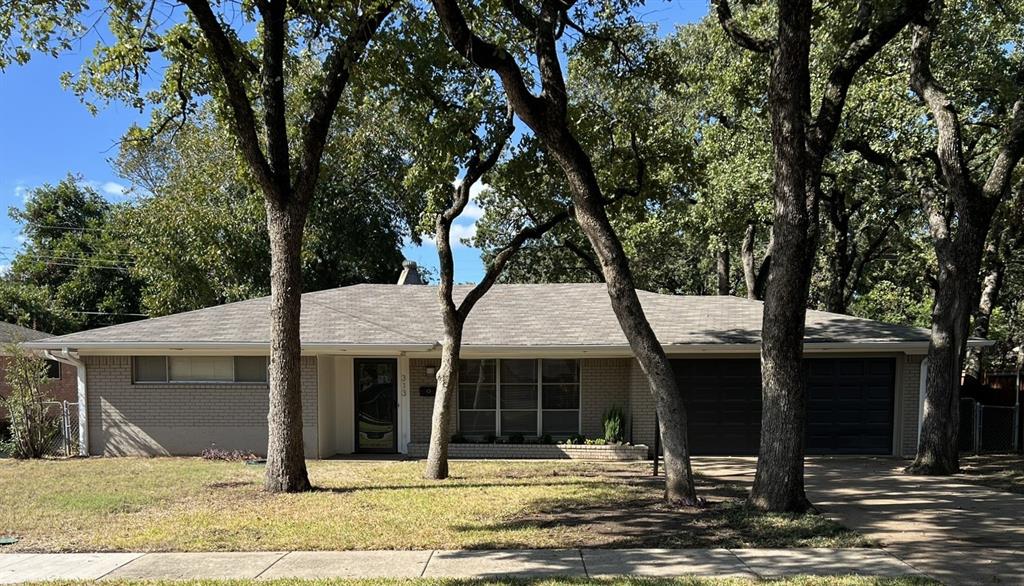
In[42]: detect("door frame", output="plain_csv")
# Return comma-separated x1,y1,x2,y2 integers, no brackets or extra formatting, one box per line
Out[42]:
353,357,399,454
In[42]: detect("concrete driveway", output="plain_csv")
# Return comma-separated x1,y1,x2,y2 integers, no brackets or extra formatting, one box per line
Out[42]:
694,456,1024,585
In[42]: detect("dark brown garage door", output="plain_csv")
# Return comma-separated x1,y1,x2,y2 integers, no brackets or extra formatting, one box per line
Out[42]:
672,357,895,455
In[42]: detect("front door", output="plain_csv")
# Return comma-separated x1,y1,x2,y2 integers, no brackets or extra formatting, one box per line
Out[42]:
354,358,398,453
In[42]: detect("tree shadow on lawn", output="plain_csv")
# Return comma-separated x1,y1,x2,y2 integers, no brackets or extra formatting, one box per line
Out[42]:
457,473,870,550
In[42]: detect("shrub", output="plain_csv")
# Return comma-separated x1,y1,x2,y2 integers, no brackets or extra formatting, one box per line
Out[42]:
484,433,497,444
0,343,60,459
508,433,525,444
201,448,259,461
540,434,554,445
450,433,467,444
603,405,625,444
563,433,586,445
585,438,607,445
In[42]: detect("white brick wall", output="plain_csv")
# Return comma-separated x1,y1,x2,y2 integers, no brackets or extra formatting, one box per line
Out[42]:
84,355,318,457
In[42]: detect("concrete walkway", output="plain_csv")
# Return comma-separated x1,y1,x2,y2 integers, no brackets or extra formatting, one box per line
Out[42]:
696,456,1024,585
0,548,923,583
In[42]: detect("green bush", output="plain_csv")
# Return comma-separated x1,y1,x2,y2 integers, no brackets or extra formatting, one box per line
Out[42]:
508,433,525,444
0,343,60,459
563,433,586,445
603,405,625,444
585,437,607,445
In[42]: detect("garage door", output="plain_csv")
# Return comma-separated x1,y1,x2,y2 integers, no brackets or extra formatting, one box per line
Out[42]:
672,357,895,455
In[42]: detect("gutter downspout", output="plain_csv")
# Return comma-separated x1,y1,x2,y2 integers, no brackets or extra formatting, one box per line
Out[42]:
42,348,87,457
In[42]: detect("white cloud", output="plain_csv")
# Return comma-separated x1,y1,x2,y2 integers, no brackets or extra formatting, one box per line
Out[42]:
13,183,30,204
449,221,478,244
100,181,129,198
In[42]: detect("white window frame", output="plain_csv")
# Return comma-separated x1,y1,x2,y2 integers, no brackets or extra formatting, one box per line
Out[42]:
132,356,268,385
456,358,581,437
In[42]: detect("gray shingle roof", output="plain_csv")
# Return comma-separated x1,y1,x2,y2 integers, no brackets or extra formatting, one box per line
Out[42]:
0,321,51,344
28,283,932,350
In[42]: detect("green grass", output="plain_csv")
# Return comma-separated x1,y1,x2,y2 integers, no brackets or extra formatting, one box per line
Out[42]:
21,579,940,586
0,458,867,552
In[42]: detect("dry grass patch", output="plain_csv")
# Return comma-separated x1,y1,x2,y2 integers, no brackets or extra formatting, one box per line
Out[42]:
0,458,865,552
958,454,1024,494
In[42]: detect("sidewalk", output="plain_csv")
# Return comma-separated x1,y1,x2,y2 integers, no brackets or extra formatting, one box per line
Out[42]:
0,548,925,583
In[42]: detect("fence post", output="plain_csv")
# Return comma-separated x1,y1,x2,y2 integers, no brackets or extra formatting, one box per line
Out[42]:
652,413,660,477
62,401,72,457
975,401,982,455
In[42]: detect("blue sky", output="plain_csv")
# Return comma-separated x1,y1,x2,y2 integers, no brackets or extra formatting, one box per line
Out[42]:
0,0,707,283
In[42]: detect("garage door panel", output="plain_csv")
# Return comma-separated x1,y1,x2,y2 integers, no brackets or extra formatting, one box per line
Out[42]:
673,357,895,456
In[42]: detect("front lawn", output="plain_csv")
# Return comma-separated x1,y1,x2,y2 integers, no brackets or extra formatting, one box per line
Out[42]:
0,458,868,552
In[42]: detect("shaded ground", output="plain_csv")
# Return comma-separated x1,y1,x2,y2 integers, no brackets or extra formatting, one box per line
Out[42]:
0,458,862,552
694,456,1024,585
21,578,939,586
957,453,1024,494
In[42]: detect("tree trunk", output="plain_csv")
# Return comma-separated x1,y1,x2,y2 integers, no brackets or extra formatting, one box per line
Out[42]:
964,232,1004,379
909,220,989,475
263,202,312,493
742,222,759,300
717,239,731,295
425,325,462,480
741,221,770,301
748,0,813,513
550,134,698,506
825,192,852,314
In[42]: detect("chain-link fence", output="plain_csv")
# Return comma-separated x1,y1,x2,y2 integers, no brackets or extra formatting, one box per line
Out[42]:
40,401,79,457
961,398,1020,454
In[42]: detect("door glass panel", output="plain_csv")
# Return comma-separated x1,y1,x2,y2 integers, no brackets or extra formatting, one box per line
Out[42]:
356,360,396,452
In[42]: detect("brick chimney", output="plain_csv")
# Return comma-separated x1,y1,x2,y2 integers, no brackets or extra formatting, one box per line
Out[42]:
397,260,425,285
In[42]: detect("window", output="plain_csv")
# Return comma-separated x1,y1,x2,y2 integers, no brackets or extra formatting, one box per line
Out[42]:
169,356,233,382
134,356,168,382
133,356,268,384
44,359,61,380
541,359,580,435
458,359,496,434
234,356,269,383
457,358,580,437
500,360,538,434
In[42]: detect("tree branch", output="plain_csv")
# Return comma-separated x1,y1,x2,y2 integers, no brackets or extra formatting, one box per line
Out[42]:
430,0,549,127
808,0,926,161
181,0,273,195
293,1,396,205
909,2,974,197
714,0,774,54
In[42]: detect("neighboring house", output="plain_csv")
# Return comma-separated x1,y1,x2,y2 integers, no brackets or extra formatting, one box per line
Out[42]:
26,268,981,459
0,322,78,426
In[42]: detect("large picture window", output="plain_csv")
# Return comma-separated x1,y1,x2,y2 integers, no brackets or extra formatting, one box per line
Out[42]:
133,356,268,384
457,358,580,437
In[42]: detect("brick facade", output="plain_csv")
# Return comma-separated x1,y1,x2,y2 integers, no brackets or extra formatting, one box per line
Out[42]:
409,358,440,443
579,358,631,439
83,355,318,457
75,351,926,459
899,354,925,457
0,355,78,421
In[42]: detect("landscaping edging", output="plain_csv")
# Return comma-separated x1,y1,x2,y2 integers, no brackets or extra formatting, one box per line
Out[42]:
406,442,650,461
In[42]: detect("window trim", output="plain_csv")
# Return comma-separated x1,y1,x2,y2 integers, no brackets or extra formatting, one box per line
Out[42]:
132,356,269,385
457,358,581,438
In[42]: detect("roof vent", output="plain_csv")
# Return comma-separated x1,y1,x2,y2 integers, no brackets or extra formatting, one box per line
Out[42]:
397,260,425,285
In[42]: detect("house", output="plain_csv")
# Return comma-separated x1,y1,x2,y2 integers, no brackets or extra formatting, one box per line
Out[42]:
25,271,974,459
1,321,79,434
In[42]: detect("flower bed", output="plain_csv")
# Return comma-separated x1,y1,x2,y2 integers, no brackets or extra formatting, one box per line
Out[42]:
406,442,649,461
